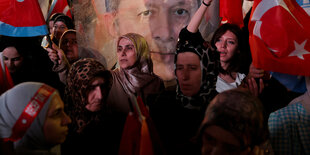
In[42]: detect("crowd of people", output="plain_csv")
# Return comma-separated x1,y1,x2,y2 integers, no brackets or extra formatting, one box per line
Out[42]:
0,0,309,154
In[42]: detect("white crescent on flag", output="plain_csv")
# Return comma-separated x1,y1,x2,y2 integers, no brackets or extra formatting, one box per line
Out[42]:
251,0,310,56
249,0,310,76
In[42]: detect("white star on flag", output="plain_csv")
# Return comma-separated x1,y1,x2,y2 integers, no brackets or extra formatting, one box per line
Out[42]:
289,40,310,60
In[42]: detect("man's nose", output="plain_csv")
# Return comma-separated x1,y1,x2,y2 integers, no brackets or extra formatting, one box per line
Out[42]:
152,12,174,43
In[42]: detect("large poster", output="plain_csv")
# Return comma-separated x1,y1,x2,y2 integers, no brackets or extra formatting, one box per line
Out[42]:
72,0,220,83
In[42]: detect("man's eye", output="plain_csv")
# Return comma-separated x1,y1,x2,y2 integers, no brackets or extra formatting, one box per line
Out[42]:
138,10,152,17
175,9,188,16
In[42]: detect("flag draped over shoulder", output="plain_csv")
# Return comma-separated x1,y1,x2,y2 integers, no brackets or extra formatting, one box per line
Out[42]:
0,0,48,37
220,0,244,27
249,0,310,76
48,0,72,19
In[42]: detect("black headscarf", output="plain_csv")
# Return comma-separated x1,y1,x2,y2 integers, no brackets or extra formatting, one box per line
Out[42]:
175,27,220,110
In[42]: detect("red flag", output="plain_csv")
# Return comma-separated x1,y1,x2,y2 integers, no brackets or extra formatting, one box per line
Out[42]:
0,0,48,37
220,0,244,27
0,59,14,95
118,96,154,155
48,0,72,19
249,0,310,76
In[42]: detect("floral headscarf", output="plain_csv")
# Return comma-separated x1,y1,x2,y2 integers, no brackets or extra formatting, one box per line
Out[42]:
115,33,159,95
65,58,111,133
175,28,220,110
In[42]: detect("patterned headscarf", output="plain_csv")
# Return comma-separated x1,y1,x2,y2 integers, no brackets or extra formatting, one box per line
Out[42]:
175,28,220,110
115,33,159,95
201,89,267,149
65,58,111,133
0,82,57,150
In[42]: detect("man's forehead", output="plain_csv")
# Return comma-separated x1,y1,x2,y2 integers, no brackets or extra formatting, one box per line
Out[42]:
144,0,199,7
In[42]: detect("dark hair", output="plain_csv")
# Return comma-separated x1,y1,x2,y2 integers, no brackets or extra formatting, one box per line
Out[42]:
48,12,65,22
54,15,75,29
198,89,269,150
0,37,27,57
211,23,247,76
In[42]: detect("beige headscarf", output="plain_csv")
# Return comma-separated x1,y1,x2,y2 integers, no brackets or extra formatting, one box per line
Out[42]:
114,33,160,95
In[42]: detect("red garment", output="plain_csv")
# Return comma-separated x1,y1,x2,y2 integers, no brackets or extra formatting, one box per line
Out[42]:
0,0,48,37
249,0,310,76
118,96,155,155
48,0,72,18
220,0,244,27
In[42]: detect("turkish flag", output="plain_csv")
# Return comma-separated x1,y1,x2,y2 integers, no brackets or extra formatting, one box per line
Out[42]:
220,0,244,27
0,0,48,37
249,0,310,76
48,0,72,19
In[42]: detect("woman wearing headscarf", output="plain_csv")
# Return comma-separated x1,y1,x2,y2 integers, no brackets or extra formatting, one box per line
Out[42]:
147,1,220,154
41,14,74,50
107,33,164,114
0,82,71,155
47,29,107,85
47,29,78,84
62,58,117,154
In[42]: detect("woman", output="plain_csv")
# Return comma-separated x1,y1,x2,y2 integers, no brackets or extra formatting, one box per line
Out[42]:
211,24,248,93
62,58,117,154
0,82,71,155
52,15,74,46
41,14,74,50
107,33,164,114
48,29,78,84
47,29,107,84
1,43,27,85
147,0,220,154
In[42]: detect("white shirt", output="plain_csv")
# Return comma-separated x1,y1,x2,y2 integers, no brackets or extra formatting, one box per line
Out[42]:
216,72,246,93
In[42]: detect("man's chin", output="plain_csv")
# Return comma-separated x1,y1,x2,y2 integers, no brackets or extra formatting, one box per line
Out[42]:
151,52,175,64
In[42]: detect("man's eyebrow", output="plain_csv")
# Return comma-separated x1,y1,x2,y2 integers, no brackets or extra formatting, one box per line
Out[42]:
144,0,186,8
